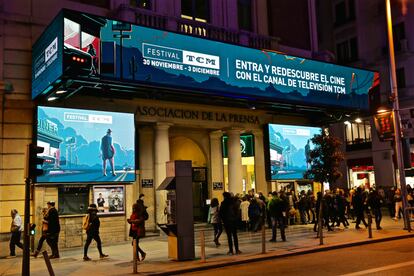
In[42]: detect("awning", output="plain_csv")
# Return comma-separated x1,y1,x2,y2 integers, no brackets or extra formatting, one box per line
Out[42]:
157,176,176,190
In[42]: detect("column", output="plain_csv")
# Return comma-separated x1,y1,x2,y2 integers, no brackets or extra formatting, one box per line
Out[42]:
209,130,224,200
227,128,243,194
252,129,268,194
138,127,155,230
155,123,172,224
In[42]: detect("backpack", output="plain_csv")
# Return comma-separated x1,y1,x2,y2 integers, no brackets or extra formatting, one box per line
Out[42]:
82,214,90,231
143,209,149,221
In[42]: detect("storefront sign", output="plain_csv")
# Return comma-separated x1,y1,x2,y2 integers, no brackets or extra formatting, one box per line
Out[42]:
222,134,255,158
141,179,154,188
32,10,379,111
137,105,260,124
213,182,223,190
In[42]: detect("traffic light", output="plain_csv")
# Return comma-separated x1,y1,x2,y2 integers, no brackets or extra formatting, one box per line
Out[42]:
26,144,45,182
374,111,395,141
29,223,36,235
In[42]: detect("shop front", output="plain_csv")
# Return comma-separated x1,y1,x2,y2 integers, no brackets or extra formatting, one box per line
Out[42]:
347,158,375,189
29,9,378,248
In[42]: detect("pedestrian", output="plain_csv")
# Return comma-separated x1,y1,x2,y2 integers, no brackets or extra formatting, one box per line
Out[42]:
45,201,60,259
32,207,49,257
208,198,222,246
127,203,147,261
240,196,250,231
8,209,23,258
353,187,368,229
248,196,262,232
394,188,403,220
219,192,241,255
367,190,383,230
268,191,287,242
83,204,108,261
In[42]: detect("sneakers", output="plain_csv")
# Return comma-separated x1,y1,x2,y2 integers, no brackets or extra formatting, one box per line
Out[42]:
227,251,233,255
83,256,91,261
31,250,39,258
100,254,108,259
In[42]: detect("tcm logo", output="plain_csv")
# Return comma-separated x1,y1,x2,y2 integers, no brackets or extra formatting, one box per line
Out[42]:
45,37,58,62
182,50,220,70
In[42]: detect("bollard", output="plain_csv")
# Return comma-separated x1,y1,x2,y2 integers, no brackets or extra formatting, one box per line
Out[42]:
261,224,266,254
132,239,138,274
42,251,55,276
200,230,206,263
318,202,324,245
367,211,373,239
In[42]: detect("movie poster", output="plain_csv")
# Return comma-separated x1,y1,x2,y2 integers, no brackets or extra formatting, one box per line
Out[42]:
37,106,135,183
93,185,125,215
268,124,321,180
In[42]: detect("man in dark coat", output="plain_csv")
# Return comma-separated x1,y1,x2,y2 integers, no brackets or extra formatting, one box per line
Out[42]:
367,190,383,230
268,191,287,242
353,187,368,229
219,192,241,255
45,201,60,258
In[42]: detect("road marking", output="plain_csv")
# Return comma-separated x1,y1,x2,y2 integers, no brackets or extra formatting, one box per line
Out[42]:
340,260,414,276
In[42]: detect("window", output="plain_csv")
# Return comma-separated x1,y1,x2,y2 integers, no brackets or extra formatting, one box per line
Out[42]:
70,0,110,9
345,120,372,145
58,187,89,215
393,22,406,51
396,67,406,89
181,0,210,22
334,0,355,26
336,37,358,64
238,0,252,31
130,0,152,9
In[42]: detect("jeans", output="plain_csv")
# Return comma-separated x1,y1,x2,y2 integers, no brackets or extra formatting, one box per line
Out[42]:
271,216,286,241
372,208,382,228
10,231,23,256
36,235,47,252
212,223,222,242
46,233,60,257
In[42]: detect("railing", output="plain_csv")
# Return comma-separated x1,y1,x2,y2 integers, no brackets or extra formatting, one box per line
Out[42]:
112,4,167,30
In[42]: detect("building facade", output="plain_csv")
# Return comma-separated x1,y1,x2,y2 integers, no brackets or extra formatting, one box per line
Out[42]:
0,0,374,251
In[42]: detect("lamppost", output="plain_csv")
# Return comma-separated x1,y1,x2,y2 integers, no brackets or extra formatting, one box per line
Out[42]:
385,0,411,231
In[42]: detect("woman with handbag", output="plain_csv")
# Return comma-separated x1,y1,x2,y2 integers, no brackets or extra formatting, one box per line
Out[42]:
32,207,49,257
127,203,146,261
83,204,108,261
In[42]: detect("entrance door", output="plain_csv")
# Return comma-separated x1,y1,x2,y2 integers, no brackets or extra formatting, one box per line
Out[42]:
192,167,208,222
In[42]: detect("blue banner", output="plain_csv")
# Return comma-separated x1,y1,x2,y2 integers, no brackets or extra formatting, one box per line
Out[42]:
32,10,379,110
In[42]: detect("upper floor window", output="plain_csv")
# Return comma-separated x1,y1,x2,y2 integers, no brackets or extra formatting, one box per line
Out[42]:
393,22,406,51
334,0,355,26
181,0,210,23
336,37,358,64
345,120,372,145
130,0,152,9
238,0,252,31
70,0,110,9
396,67,406,89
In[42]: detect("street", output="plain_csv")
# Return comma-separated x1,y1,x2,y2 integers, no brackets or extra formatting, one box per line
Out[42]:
184,238,414,276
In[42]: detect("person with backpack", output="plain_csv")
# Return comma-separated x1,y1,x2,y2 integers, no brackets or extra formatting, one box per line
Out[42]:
83,204,108,261
127,203,147,261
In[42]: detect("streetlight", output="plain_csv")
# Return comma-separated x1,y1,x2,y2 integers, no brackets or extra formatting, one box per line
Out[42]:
385,0,411,231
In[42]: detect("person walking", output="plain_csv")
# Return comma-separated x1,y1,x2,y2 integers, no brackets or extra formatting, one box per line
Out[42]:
8,209,23,258
219,192,241,255
268,192,287,242
32,207,49,257
353,187,368,229
394,188,403,220
367,190,383,230
127,203,147,261
45,201,60,259
83,204,108,261
208,198,222,246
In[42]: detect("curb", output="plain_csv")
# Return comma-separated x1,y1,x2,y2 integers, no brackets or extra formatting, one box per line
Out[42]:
145,233,414,276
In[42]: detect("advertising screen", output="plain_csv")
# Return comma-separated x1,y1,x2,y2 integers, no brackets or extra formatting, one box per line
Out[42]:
37,106,135,183
266,124,321,180
32,10,379,111
93,185,125,215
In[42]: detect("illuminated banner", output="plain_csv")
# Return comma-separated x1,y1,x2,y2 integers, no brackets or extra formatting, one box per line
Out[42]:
32,10,379,110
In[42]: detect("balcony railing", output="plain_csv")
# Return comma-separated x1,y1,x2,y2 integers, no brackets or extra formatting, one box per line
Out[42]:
111,4,167,29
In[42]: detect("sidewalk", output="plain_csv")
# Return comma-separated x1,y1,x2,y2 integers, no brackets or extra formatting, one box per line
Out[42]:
0,217,413,276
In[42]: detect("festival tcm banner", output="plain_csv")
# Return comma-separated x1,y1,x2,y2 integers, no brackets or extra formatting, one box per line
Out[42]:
32,10,379,111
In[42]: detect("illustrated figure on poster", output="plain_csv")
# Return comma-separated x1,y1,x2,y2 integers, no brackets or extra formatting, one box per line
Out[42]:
97,193,105,213
305,140,311,169
101,129,116,177
87,43,98,75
